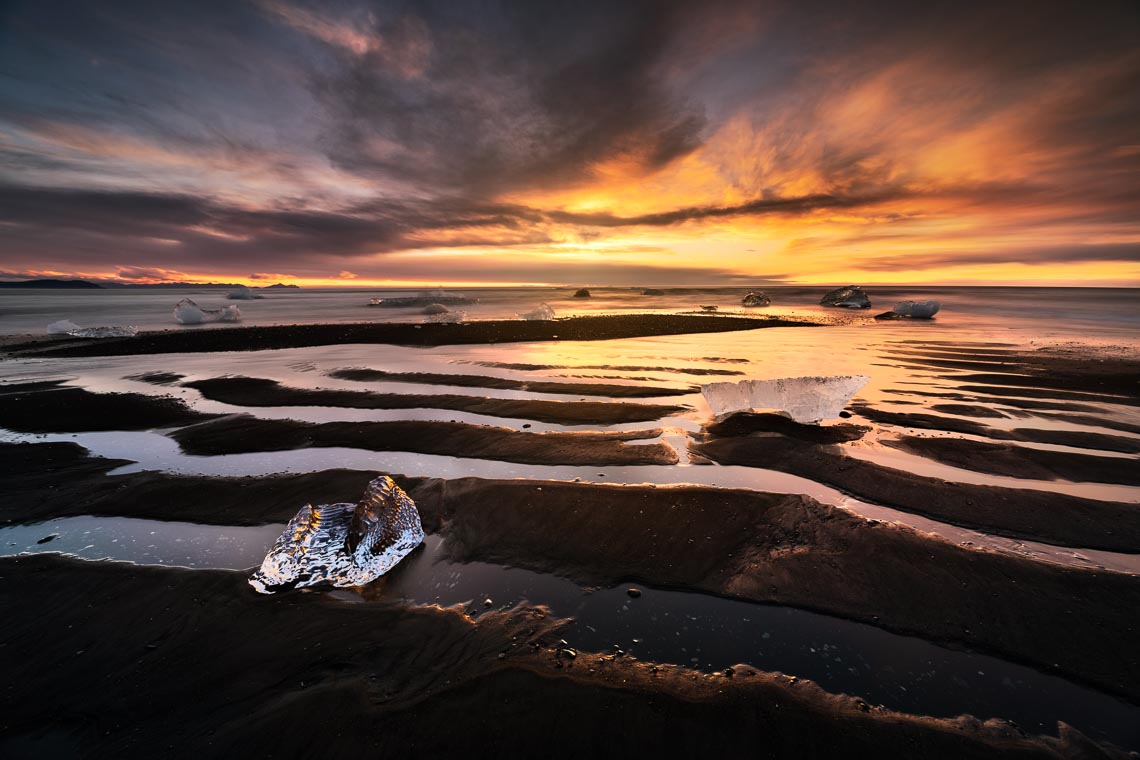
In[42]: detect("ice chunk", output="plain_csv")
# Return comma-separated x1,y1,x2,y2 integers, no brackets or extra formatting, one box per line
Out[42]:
422,303,449,315
226,286,262,300
701,375,871,424
891,300,940,318
518,303,555,320
250,475,424,593
369,290,475,307
742,291,771,307
46,320,138,338
173,298,241,325
426,310,465,323
820,285,871,309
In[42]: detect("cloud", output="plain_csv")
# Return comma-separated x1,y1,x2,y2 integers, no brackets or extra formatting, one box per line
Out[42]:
249,272,297,280
114,265,189,281
337,270,358,279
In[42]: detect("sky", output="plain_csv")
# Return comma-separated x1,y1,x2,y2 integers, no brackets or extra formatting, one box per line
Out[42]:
1,0,1138,287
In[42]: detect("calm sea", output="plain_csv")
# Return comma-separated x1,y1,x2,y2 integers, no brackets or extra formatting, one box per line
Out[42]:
1,286,1137,342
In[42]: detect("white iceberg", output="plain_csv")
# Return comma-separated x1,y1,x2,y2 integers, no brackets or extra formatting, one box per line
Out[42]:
173,298,241,325
226,286,262,300
518,303,555,321
249,476,424,593
46,319,138,339
701,375,871,424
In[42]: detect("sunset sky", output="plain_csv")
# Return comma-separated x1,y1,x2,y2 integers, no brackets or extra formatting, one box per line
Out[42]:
1,0,1138,287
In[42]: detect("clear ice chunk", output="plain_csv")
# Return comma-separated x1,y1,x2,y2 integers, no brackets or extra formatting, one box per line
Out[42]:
226,286,262,300
891,300,940,318
46,319,138,338
249,475,424,594
426,310,465,323
518,303,555,320
173,298,242,324
701,375,871,424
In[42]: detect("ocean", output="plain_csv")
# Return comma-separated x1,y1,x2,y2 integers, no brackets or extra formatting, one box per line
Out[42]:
2,285,1138,342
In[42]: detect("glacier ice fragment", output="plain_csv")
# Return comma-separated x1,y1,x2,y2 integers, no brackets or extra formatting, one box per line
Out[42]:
250,475,424,594
47,320,138,338
820,285,871,309
173,298,241,325
742,291,771,307
226,286,262,300
518,303,555,321
701,375,871,424
891,300,940,318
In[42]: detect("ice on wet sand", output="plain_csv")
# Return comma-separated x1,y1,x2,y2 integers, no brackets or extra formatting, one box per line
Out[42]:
701,375,871,424
518,303,555,321
173,298,242,325
249,475,424,593
47,320,138,338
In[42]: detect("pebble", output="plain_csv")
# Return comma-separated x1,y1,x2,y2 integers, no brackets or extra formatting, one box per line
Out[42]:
627,588,642,598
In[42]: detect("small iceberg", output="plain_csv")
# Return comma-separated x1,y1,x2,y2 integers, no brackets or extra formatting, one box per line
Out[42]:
641,288,665,296
702,375,871,424
875,300,941,320
422,303,450,315
518,303,555,321
173,298,241,325
46,320,138,339
370,290,476,307
426,310,465,323
820,285,871,309
226,286,263,300
699,304,718,312
250,475,424,594
572,288,591,298
742,291,771,307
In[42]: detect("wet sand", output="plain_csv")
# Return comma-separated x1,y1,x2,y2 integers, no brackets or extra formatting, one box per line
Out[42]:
0,380,217,433
4,441,1138,704
2,314,817,358
694,432,1140,552
3,326,1139,756
3,555,1112,759
186,376,688,425
171,415,679,467
328,367,694,397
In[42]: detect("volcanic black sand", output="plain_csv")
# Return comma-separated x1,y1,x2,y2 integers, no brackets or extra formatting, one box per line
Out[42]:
4,555,1116,759
2,313,817,358
327,368,693,397
171,415,678,466
185,376,687,425
0,379,218,433
3,333,1138,757
693,416,1140,552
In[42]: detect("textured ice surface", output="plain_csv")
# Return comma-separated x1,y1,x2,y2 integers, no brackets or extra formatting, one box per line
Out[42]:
226,286,262,300
702,375,871,424
173,298,242,325
892,300,941,318
46,320,138,338
742,291,771,307
518,303,555,320
250,475,424,593
820,285,871,309
426,310,465,323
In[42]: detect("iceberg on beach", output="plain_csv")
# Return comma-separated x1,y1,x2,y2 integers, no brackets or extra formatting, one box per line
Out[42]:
250,475,424,593
742,291,771,307
893,300,940,318
173,298,241,325
46,320,138,339
422,303,450,315
426,310,465,323
820,285,871,309
226,286,263,300
518,303,555,321
701,375,871,424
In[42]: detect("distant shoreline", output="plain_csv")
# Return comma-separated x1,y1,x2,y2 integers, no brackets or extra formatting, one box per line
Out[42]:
1,313,819,358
